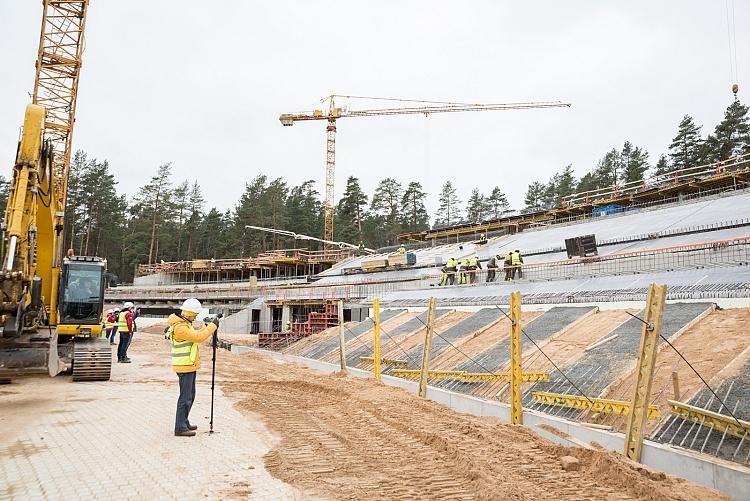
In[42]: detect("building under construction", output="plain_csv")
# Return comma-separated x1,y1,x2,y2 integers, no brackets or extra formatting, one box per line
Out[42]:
112,154,750,499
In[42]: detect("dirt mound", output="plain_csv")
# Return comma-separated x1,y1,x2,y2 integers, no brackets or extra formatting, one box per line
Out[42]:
217,350,726,500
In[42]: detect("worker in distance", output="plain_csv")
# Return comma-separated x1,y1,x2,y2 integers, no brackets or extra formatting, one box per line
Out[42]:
166,298,219,437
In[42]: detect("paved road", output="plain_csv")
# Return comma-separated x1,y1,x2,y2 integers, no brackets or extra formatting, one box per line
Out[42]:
0,334,303,500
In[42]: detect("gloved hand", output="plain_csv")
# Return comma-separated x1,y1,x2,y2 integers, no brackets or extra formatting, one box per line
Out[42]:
202,316,211,324
211,317,220,327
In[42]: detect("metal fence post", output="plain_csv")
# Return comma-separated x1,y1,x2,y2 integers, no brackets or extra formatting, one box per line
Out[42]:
418,297,437,398
373,298,381,381
624,282,666,462
337,300,346,372
510,291,523,425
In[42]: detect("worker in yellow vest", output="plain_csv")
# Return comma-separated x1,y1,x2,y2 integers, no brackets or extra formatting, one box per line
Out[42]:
116,302,136,363
398,244,406,255
458,258,470,285
504,252,514,281
442,257,458,286
468,255,482,284
511,249,524,279
167,298,218,437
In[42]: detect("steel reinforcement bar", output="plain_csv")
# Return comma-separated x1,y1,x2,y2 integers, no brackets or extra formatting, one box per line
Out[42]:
668,400,750,441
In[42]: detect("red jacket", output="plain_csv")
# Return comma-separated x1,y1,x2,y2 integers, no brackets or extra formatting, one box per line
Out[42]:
106,313,117,331
124,311,134,333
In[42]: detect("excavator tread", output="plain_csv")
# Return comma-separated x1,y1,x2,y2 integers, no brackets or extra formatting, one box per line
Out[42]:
72,338,112,382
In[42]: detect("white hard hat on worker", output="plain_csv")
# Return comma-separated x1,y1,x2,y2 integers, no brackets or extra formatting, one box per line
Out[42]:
123,301,134,310
180,298,203,315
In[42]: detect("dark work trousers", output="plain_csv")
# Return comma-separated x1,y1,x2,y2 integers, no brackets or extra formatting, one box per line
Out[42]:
109,326,118,344
117,332,132,360
175,371,197,432
486,266,496,282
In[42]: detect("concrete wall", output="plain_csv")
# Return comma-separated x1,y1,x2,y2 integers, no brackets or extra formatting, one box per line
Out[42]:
133,272,179,286
231,345,750,501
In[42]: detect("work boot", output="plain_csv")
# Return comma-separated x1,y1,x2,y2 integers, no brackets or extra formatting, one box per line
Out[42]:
187,423,198,431
174,430,196,437
122,358,131,363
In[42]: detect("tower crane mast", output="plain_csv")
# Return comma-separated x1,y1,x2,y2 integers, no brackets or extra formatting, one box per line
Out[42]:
280,95,571,242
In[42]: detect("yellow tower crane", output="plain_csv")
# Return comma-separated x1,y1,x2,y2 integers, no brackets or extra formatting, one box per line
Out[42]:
280,95,571,242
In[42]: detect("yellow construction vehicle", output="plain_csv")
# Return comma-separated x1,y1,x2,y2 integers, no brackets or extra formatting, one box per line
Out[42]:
0,1,110,382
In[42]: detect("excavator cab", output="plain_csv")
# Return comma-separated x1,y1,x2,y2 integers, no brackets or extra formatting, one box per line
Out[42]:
58,256,106,334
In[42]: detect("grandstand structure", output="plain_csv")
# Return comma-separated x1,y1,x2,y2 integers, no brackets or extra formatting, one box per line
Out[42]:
113,155,750,493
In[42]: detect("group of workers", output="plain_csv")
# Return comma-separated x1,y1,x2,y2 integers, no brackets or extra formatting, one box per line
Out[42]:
439,249,523,286
102,301,138,363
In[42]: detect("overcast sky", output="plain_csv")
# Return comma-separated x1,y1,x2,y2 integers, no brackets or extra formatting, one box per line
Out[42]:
1,1,747,218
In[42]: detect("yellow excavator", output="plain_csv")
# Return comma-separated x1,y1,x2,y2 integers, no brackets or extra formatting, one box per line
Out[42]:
0,0,110,382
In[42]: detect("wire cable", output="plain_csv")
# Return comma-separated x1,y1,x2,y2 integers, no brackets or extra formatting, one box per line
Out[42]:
494,305,594,404
412,313,506,377
378,324,421,368
625,311,745,430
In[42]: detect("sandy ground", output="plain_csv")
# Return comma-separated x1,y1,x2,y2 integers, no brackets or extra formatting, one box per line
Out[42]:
600,308,750,433
214,342,727,500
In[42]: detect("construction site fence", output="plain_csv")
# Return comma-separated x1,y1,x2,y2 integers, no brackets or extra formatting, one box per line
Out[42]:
262,235,750,302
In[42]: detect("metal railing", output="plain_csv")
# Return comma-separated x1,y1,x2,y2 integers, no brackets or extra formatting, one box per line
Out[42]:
135,248,355,276
562,153,750,207
262,235,750,302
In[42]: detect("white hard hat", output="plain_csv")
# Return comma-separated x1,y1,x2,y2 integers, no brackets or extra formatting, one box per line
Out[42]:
180,298,202,314
123,301,134,309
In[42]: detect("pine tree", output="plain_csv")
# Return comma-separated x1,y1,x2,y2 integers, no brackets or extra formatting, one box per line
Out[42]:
0,175,9,212
556,165,577,199
335,176,368,244
186,181,204,259
710,100,750,161
484,186,509,219
435,181,462,227
542,173,561,208
132,163,172,264
594,149,621,187
620,142,650,183
668,115,703,170
399,182,429,233
576,172,598,193
172,181,190,260
654,154,671,176
234,175,269,255
523,181,545,210
286,180,322,246
370,178,402,245
465,189,485,224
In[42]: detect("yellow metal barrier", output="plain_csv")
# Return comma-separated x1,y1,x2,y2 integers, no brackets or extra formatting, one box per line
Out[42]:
531,391,661,420
359,356,409,369
668,400,750,441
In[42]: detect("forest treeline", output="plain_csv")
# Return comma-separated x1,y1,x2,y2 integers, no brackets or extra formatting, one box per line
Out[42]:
0,99,747,283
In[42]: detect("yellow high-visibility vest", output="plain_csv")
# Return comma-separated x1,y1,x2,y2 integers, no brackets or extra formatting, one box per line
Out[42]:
116,311,131,332
169,325,198,366
511,251,522,265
